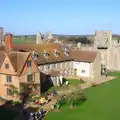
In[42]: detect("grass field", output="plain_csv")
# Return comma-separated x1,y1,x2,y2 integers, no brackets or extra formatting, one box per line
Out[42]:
108,71,120,77
45,76,120,120
12,38,35,44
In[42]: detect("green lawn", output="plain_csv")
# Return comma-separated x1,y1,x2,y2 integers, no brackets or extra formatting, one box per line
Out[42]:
66,78,84,85
12,38,35,44
108,71,120,77
45,77,120,120
48,79,83,93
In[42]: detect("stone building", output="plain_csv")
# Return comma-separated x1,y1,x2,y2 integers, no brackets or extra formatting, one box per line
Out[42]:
77,30,120,71
94,30,120,71
36,31,60,44
1,33,101,88
12,43,74,78
36,32,43,44
0,51,40,100
12,43,101,83
72,50,101,81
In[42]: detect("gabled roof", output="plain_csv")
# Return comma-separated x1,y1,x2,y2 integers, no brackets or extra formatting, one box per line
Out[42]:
72,50,97,63
7,51,30,75
0,51,5,66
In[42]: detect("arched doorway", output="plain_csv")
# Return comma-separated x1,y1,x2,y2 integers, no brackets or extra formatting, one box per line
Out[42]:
74,69,77,76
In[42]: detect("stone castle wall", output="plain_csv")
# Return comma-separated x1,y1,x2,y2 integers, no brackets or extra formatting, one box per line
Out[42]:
78,41,120,71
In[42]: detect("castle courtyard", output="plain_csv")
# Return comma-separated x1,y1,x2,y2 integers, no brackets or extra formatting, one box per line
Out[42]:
45,74,120,120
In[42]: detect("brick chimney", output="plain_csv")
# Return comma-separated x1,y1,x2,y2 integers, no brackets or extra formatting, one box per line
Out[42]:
4,32,12,52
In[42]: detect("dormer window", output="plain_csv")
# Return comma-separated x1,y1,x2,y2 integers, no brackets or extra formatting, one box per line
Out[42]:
32,54,38,60
54,49,60,57
43,50,50,58
32,52,39,60
64,48,69,56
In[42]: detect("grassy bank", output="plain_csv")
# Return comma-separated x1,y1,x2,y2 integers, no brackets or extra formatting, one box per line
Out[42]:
45,76,120,120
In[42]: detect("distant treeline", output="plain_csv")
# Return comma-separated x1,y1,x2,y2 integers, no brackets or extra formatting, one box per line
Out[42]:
64,36,93,44
13,34,120,37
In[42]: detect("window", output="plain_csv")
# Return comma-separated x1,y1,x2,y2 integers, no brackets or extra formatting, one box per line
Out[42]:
54,52,59,57
60,63,63,69
54,50,60,57
67,62,70,66
57,63,60,69
5,64,9,69
27,61,32,67
49,64,52,69
62,63,65,68
55,64,57,68
32,54,38,60
27,74,33,82
43,51,50,58
20,85,24,93
65,51,69,56
41,66,44,71
46,65,50,69
70,62,73,67
7,88,12,95
52,64,55,68
64,48,69,56
65,62,67,68
118,40,120,44
39,66,44,71
81,70,85,73
6,76,12,83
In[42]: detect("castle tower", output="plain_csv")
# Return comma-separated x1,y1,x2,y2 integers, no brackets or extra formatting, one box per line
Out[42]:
94,30,112,69
44,31,53,40
36,32,43,44
94,30,112,48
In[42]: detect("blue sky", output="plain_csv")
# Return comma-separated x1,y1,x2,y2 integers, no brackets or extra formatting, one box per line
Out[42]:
0,0,120,35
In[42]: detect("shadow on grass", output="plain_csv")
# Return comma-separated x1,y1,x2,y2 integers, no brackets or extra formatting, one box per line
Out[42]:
0,93,43,120
0,100,22,120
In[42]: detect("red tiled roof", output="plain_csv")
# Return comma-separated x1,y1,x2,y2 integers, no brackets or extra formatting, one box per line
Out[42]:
12,43,73,65
7,51,30,75
72,50,97,63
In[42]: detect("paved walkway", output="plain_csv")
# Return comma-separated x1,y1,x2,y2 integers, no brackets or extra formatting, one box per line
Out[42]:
66,76,89,81
80,76,115,89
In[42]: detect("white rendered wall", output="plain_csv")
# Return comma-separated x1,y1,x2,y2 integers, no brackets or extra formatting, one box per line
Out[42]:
73,62,90,77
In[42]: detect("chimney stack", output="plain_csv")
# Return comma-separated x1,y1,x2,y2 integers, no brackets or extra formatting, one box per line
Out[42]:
4,32,12,52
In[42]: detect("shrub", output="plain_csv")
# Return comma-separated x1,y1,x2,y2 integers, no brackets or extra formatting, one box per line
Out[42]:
57,90,86,108
58,96,66,106
12,100,21,105
92,83,97,87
